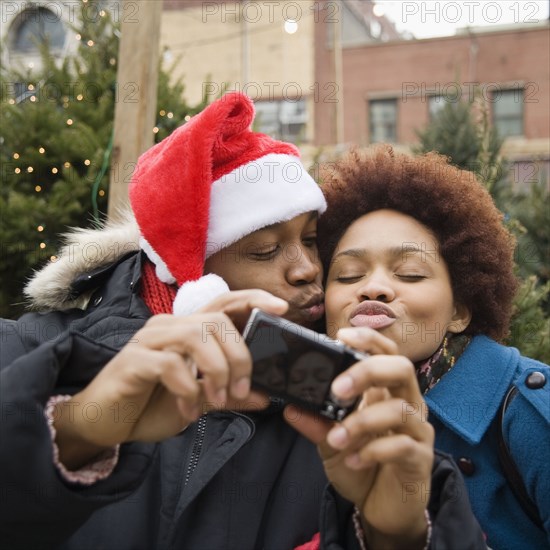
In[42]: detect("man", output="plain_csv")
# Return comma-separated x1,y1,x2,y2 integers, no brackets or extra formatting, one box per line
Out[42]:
0,93,484,549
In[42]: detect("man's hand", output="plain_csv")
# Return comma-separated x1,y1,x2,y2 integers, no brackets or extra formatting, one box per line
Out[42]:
286,327,433,549
53,290,287,469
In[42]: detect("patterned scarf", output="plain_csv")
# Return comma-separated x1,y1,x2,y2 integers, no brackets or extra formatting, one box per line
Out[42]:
416,334,471,395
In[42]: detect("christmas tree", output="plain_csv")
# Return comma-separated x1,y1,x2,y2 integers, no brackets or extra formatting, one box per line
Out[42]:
0,1,206,318
415,94,549,362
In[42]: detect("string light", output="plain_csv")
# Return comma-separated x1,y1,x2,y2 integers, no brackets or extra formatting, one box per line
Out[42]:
67,119,73,125
39,147,45,154
153,127,159,134
167,112,174,119
52,167,58,174
9,99,15,105
50,256,58,262
35,185,42,192
77,94,83,101
99,10,106,17
373,4,385,17
75,34,81,41
84,159,91,166
37,225,44,232
27,166,34,173
284,19,298,34
159,110,166,116
109,58,116,66
30,96,37,102
64,162,71,168
87,40,94,47
99,190,105,197
184,115,191,121
39,243,46,249
14,168,21,174
13,153,19,159
28,84,35,91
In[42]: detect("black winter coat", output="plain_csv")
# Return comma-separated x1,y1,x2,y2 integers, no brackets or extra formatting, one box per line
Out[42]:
0,252,486,549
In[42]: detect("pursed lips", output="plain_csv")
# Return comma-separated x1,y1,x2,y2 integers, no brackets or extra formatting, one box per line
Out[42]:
294,292,325,322
349,301,396,330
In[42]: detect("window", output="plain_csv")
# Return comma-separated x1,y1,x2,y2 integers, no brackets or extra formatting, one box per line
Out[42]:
492,89,523,138
9,7,66,54
254,99,307,143
428,95,448,119
369,99,397,143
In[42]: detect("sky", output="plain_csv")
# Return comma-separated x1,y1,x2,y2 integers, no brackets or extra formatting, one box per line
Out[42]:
373,0,550,39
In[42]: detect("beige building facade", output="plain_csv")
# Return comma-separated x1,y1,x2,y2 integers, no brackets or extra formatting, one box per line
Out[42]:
160,0,317,142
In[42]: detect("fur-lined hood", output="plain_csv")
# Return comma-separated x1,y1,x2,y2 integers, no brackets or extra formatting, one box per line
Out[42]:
24,210,140,311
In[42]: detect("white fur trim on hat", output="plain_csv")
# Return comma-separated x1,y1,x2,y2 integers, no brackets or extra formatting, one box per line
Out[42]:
206,153,327,257
139,236,176,284
172,273,230,316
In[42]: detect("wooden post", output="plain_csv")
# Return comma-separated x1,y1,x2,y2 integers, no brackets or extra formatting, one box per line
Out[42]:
333,3,344,145
108,0,162,220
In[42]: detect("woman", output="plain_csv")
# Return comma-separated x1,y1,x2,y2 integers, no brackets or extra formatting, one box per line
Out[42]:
316,146,549,549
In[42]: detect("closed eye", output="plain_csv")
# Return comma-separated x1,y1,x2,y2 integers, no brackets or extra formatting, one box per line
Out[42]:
335,275,363,283
396,274,427,281
248,246,279,260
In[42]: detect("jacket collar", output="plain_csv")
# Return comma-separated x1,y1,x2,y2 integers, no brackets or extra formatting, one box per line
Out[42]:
425,335,519,445
24,209,140,311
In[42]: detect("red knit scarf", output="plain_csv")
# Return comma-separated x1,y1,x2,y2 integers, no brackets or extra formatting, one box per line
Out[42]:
140,258,177,315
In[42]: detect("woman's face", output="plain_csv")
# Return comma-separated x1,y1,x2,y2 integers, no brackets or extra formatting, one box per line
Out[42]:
325,209,470,363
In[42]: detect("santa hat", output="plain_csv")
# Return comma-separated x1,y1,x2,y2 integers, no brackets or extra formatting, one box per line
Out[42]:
129,92,326,315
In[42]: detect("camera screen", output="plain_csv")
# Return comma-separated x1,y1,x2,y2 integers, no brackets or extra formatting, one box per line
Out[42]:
246,317,342,406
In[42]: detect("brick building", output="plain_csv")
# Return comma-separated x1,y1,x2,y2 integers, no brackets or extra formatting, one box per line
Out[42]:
314,17,549,187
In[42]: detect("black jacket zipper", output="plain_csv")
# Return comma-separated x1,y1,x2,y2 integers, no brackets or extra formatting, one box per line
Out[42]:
184,415,208,486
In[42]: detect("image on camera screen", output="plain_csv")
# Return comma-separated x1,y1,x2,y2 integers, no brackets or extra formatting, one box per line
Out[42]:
244,311,354,415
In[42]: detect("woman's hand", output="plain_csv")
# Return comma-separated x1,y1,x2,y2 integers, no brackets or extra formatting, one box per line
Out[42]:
286,327,434,549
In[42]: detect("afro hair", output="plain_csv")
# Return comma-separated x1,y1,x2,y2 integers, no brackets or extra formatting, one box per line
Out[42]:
318,145,518,341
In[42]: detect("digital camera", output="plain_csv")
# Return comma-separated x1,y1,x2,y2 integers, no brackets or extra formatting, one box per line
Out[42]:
243,308,368,421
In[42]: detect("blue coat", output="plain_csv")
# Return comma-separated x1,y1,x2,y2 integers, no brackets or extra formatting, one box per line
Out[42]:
425,335,550,549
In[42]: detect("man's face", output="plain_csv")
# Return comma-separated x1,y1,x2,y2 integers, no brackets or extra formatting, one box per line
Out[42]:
204,212,324,327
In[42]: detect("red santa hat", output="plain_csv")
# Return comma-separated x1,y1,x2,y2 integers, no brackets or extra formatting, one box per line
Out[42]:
129,92,326,315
